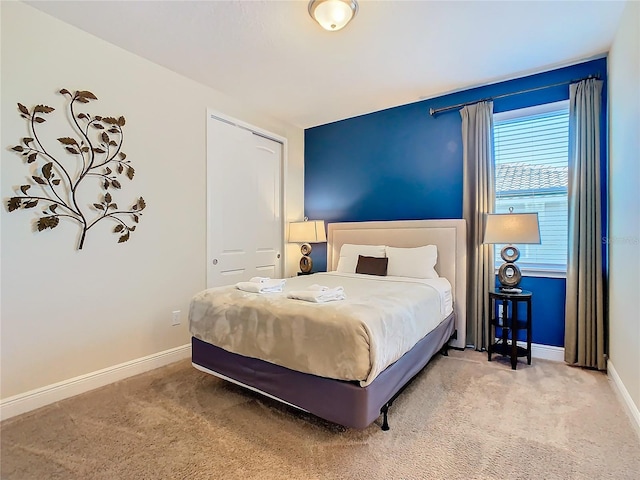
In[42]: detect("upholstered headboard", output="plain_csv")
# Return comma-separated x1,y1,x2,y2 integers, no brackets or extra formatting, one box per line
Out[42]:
327,219,467,349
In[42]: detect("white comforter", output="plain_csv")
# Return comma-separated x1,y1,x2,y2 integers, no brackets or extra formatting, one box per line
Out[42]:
189,272,452,386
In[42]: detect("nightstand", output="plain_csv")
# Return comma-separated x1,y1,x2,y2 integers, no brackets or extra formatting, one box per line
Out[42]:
488,288,532,370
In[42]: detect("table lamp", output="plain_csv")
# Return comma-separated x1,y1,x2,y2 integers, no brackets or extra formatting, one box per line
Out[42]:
288,218,326,273
483,209,540,291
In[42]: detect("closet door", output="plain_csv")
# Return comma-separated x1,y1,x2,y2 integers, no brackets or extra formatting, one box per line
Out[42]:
206,115,283,288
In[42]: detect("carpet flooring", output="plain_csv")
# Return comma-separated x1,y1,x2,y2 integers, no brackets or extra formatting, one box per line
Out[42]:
1,350,639,479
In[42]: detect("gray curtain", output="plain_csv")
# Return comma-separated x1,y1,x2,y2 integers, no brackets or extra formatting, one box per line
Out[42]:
461,101,495,350
565,78,605,370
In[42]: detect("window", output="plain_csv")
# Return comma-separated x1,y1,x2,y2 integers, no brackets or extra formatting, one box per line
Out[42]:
493,100,569,274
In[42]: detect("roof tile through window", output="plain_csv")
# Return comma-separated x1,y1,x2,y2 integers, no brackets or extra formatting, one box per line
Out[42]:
496,162,568,196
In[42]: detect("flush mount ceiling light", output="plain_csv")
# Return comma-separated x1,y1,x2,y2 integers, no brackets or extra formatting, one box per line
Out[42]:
308,0,358,31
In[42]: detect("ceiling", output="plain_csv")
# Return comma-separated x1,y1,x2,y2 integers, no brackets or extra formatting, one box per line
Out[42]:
27,1,626,129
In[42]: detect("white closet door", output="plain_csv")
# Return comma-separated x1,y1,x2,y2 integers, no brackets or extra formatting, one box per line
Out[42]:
207,116,283,288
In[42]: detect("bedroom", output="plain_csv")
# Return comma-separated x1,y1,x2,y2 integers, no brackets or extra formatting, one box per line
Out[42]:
1,0,638,478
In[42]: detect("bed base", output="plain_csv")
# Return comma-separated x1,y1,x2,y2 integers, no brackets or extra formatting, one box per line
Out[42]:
192,312,456,431
378,329,457,430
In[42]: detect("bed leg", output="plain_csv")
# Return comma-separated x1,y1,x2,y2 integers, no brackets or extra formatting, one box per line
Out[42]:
440,330,456,356
380,401,392,431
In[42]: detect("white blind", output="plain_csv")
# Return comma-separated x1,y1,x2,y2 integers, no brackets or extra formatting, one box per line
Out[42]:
493,101,569,272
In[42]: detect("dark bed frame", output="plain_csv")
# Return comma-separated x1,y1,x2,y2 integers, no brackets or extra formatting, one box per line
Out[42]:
193,219,467,430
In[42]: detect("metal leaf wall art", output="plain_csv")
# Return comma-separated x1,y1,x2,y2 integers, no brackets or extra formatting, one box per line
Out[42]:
7,89,146,250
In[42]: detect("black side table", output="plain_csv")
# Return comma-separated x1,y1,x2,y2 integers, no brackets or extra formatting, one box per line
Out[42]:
488,289,532,370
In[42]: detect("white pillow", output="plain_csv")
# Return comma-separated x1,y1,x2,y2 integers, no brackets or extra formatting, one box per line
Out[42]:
336,244,386,273
386,245,439,279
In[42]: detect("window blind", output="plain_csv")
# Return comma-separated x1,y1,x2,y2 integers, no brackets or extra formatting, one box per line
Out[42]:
493,101,569,272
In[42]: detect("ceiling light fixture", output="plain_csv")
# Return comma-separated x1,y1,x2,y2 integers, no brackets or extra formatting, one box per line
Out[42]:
308,0,358,32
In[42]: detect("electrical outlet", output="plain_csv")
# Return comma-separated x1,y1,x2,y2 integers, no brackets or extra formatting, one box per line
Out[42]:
171,310,181,326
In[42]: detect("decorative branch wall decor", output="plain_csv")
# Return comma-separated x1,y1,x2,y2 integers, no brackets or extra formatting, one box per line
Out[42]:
7,89,146,250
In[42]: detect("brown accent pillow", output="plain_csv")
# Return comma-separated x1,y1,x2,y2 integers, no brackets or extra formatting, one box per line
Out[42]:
355,255,388,276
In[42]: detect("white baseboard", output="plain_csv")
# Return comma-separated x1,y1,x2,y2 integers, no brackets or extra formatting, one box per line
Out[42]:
0,344,191,421
503,341,564,362
531,342,565,362
607,360,640,437
470,342,565,361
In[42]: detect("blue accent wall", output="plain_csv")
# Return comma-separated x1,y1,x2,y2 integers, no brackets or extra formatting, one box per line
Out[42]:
304,58,607,348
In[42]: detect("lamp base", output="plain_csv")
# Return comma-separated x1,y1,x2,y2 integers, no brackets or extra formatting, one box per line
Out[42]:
499,286,523,293
300,255,313,273
300,244,313,273
497,261,522,289
496,244,522,289
500,244,520,263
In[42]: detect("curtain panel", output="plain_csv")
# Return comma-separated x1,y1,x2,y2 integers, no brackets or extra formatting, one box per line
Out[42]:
565,78,606,370
461,101,495,350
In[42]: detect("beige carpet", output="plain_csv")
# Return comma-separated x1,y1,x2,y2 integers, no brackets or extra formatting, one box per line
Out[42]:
1,350,639,480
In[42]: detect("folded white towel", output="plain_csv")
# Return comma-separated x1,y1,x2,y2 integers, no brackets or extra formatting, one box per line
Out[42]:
249,276,271,284
307,284,345,293
236,278,285,293
287,286,345,303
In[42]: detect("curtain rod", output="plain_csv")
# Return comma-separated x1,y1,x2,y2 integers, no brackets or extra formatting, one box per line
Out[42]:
428,74,600,116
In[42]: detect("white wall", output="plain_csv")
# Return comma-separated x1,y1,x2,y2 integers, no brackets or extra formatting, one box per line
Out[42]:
0,2,304,400
608,0,640,418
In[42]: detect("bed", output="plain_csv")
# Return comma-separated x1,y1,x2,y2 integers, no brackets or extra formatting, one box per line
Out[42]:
189,219,467,430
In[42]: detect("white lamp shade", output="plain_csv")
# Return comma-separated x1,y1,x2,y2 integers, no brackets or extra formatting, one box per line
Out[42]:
288,220,327,243
308,0,358,31
483,213,541,244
